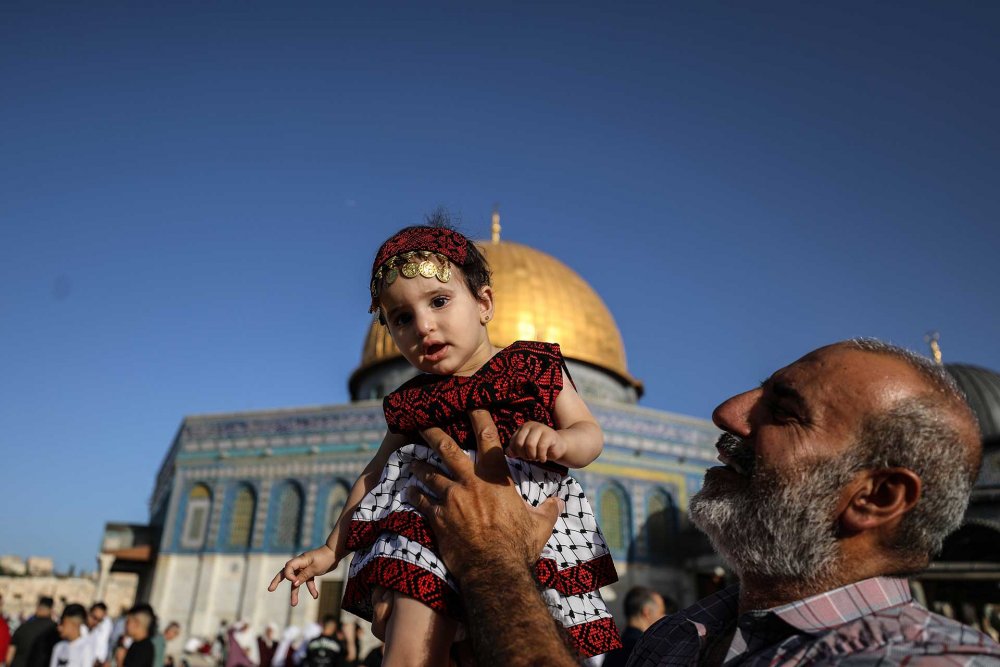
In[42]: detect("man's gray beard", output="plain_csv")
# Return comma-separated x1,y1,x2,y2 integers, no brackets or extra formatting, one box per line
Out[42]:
689,434,857,584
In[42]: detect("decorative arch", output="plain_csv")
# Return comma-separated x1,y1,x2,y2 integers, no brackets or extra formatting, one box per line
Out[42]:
598,482,631,557
227,484,257,549
180,483,212,550
646,487,678,560
325,482,350,534
269,481,303,551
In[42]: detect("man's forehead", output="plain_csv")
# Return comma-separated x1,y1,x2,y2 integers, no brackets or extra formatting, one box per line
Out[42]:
773,344,921,407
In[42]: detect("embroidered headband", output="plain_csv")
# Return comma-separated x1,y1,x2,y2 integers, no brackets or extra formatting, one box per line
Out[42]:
369,226,470,312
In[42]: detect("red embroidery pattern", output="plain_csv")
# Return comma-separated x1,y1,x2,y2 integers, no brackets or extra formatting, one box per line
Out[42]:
345,511,436,552
371,226,469,278
384,341,564,456
342,557,461,621
534,553,619,596
348,511,618,595
567,616,623,657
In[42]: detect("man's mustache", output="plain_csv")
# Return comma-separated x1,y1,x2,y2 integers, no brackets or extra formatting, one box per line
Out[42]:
716,432,756,474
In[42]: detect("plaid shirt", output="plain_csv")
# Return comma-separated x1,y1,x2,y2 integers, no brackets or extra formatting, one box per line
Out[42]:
626,576,1000,666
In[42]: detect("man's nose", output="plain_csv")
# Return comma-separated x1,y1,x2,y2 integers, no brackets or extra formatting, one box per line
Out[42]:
711,388,759,438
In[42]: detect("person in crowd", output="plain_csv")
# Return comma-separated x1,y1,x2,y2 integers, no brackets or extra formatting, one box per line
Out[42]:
48,605,93,667
122,605,155,667
212,621,227,667
602,588,667,667
270,217,620,664
86,604,111,667
257,623,278,667
0,595,11,667
302,617,342,667
107,607,129,667
292,624,322,667
406,340,1000,665
270,627,299,667
8,597,57,667
224,622,254,667
151,622,179,667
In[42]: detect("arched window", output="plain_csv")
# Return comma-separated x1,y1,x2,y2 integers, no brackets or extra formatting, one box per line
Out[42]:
646,488,677,559
228,485,256,549
326,483,349,533
273,484,303,550
181,484,212,549
599,484,630,555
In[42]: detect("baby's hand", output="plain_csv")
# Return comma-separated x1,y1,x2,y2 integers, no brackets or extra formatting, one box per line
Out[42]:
508,421,567,464
267,544,339,606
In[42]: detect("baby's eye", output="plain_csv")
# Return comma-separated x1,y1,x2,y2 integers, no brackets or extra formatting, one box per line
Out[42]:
393,313,412,327
431,296,449,308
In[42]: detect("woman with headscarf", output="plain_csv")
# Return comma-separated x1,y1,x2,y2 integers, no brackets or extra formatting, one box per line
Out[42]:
256,624,279,667
270,627,299,667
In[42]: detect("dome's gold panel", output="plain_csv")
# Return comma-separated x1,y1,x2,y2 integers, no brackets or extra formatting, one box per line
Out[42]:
358,241,635,384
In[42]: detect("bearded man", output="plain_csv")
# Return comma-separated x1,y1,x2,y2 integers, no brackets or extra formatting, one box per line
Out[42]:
408,339,1000,666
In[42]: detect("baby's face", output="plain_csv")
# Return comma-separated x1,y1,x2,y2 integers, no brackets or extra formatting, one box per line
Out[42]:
379,262,494,376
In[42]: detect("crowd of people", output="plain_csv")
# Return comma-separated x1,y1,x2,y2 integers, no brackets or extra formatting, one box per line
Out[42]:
216,615,382,667
0,596,178,667
0,596,384,667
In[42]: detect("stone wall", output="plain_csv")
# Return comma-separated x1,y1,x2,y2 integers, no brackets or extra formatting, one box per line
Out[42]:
0,573,137,620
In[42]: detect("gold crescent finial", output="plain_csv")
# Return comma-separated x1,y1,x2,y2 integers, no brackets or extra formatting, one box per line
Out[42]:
925,331,943,365
491,206,501,244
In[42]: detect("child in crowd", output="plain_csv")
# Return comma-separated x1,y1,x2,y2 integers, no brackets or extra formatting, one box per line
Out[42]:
269,219,620,664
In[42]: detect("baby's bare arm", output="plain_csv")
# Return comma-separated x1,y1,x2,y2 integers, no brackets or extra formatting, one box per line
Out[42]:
325,431,408,556
508,383,604,468
268,430,409,605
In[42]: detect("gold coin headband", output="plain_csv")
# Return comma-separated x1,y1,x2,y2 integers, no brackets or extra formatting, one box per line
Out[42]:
370,250,452,302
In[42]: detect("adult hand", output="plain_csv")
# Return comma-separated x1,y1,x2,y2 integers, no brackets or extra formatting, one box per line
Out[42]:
409,409,563,578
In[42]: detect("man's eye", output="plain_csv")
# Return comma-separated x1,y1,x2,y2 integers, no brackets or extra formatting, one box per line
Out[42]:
770,404,796,422
431,296,449,308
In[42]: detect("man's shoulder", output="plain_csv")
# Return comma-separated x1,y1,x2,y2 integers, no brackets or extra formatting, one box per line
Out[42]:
806,599,1000,664
627,589,741,667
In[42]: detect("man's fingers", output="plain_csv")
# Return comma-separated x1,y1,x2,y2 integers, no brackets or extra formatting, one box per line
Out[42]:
306,579,319,600
420,426,473,481
407,483,439,520
290,585,299,607
469,410,503,457
267,571,284,592
411,460,454,497
469,409,511,483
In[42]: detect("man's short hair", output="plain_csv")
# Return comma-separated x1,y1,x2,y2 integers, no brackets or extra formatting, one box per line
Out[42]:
90,602,108,614
61,604,87,623
321,614,339,627
164,621,180,632
127,603,158,635
623,587,660,619
38,596,54,609
844,339,982,571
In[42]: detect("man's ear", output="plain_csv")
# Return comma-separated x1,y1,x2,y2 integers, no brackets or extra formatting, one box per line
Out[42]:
477,286,495,324
839,467,922,533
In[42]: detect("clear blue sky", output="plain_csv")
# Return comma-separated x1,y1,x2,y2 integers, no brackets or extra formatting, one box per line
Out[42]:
2,2,997,572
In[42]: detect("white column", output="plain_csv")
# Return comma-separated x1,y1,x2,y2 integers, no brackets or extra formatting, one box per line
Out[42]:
94,553,115,602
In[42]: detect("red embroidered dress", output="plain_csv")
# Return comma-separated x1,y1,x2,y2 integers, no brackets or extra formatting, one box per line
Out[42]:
342,341,621,658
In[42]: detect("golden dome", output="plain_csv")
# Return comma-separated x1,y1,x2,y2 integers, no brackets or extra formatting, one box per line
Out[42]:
357,240,637,386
